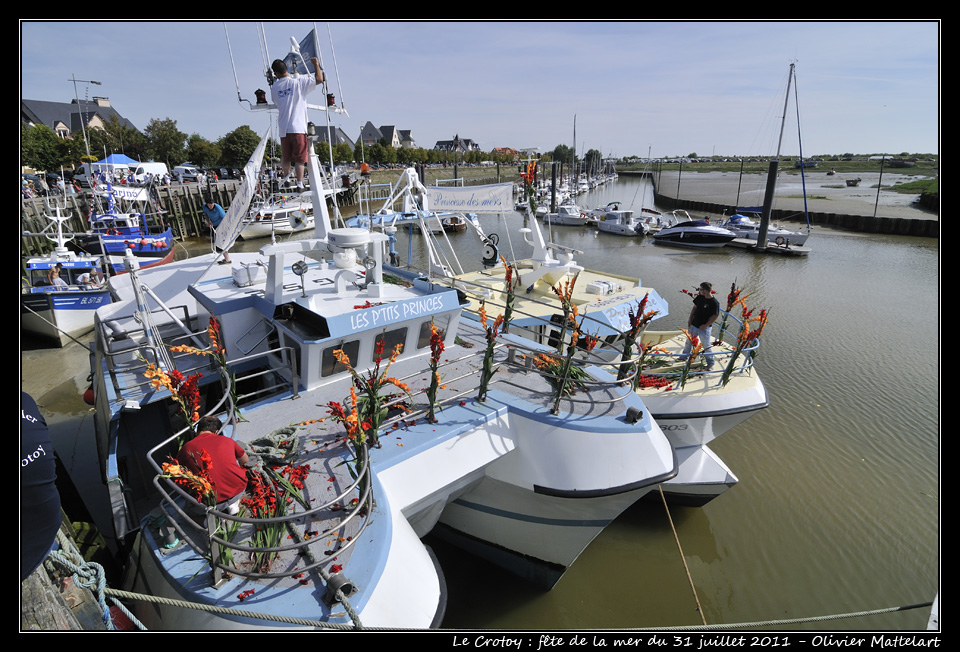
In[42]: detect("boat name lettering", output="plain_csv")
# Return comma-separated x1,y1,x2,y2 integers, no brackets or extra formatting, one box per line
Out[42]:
350,295,447,330
452,635,523,649
659,424,688,431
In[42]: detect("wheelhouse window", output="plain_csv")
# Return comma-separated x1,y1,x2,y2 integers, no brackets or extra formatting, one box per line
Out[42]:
375,328,407,360
321,340,360,377
417,315,450,349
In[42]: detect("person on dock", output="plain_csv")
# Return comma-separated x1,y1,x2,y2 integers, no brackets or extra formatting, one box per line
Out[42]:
202,200,232,265
270,56,324,190
178,416,249,514
682,281,720,370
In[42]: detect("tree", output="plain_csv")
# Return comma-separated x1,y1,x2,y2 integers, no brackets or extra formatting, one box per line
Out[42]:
186,134,221,168
217,125,261,169
144,117,187,167
21,123,66,172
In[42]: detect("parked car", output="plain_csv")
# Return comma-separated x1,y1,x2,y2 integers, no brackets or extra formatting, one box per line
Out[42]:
172,165,200,181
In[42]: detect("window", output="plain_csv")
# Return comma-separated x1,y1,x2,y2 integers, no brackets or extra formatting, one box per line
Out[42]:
375,328,407,361
417,315,449,349
321,340,359,377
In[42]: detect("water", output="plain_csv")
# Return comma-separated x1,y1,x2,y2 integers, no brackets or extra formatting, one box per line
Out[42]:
22,176,939,631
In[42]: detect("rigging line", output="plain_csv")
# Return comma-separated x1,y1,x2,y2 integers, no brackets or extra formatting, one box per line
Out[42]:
326,22,346,113
793,69,811,230
222,23,243,104
658,485,707,627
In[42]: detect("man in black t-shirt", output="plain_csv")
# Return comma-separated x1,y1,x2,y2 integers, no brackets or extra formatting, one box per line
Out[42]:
682,282,720,370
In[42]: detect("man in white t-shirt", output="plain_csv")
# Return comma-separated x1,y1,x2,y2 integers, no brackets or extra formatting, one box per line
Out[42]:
270,57,324,189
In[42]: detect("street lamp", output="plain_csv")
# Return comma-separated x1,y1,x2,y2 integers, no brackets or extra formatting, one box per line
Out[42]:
68,75,102,161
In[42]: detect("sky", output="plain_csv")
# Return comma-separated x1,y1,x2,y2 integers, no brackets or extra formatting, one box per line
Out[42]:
20,20,940,160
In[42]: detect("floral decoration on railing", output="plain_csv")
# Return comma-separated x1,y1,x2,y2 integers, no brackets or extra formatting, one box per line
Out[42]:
501,256,520,333
426,320,445,423
141,357,202,441
477,303,505,402
551,273,580,354
720,300,769,387
520,161,538,215
678,329,703,389
326,339,410,499
168,317,246,423
616,293,660,388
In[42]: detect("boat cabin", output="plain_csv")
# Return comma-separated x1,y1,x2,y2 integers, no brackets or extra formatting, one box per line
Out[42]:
184,230,466,393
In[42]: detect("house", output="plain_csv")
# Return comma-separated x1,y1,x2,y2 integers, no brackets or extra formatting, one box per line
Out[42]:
357,121,416,149
21,97,137,140
314,125,356,148
493,147,520,159
433,134,480,153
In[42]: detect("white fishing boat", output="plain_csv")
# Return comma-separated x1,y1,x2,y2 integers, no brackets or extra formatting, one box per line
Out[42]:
21,203,111,347
588,201,649,236
84,39,679,625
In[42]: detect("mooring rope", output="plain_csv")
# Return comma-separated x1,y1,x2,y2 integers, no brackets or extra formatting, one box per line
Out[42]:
657,484,707,626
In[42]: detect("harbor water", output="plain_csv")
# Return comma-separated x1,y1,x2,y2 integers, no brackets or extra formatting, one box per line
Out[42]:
21,176,939,631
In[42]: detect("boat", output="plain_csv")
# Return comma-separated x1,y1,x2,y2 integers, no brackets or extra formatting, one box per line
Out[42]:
543,202,590,227
85,67,678,627
719,212,810,247
588,201,649,236
651,211,736,248
377,168,768,507
73,183,176,274
846,177,862,187
415,213,470,234
21,203,112,347
239,190,314,240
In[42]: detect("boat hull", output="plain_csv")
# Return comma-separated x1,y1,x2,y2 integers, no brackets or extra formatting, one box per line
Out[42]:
433,389,676,589
21,288,111,346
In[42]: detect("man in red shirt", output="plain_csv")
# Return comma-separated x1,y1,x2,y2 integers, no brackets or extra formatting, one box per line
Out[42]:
178,416,249,513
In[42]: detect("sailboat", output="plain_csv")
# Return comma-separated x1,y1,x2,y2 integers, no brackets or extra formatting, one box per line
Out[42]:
737,62,812,253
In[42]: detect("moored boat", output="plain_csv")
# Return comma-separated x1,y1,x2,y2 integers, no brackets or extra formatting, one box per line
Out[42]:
74,183,175,274
651,211,736,249
719,212,810,247
22,204,111,347
86,75,678,626
588,201,649,236
543,203,590,227
239,190,315,239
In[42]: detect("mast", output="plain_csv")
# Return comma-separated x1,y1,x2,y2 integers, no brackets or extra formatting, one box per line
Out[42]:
757,63,795,250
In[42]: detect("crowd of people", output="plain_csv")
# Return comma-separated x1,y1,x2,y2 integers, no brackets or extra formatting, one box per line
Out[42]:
20,167,230,199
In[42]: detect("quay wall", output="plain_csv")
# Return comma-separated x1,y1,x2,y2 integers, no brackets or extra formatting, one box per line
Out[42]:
20,179,369,257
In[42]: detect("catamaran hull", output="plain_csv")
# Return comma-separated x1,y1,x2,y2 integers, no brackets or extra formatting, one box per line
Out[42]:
432,394,676,589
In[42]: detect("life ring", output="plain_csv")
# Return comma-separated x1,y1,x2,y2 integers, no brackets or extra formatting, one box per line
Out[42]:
580,212,587,218
774,236,786,246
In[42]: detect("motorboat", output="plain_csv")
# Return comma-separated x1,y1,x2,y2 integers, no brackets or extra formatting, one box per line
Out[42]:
21,204,111,346
239,191,315,240
86,120,677,629
543,203,590,227
719,212,810,247
651,211,736,249
587,201,649,236
74,183,175,274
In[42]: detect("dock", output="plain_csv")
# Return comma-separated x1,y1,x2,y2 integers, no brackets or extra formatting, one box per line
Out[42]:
726,237,810,256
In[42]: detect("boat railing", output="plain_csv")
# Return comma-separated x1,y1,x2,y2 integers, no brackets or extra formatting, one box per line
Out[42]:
147,426,372,589
95,310,301,408
445,271,761,388
639,310,761,383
